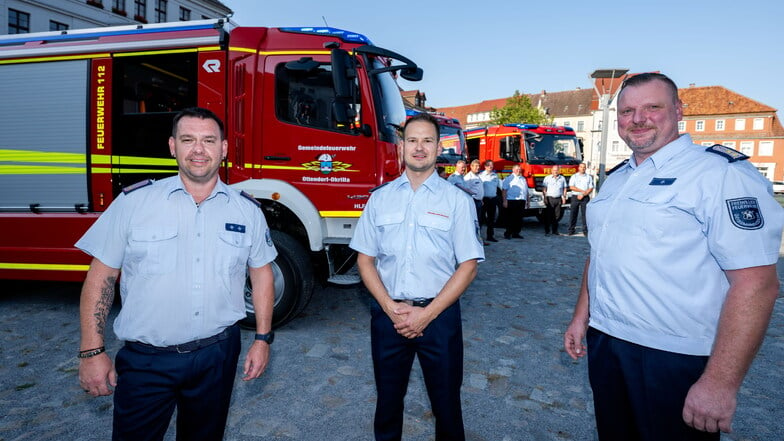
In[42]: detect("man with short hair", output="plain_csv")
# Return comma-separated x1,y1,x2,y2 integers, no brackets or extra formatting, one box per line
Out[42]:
563,73,783,440
76,107,277,441
567,163,593,236
542,165,567,235
351,113,484,441
501,163,529,239
479,159,502,242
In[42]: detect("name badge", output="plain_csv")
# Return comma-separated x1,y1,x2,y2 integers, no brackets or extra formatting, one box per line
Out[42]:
649,178,676,186
225,223,246,233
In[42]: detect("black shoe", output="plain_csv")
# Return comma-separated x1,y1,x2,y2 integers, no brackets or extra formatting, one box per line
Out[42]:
567,231,575,236
512,234,524,239
487,237,498,242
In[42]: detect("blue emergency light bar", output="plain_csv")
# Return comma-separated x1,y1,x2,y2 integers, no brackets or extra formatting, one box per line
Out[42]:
280,27,371,45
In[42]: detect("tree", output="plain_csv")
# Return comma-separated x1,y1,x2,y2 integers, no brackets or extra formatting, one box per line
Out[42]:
490,90,551,125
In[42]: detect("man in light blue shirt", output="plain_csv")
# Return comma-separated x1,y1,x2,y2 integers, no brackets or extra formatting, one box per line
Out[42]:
567,162,594,236
501,163,529,239
350,113,484,441
564,73,783,440
76,108,278,440
542,165,567,235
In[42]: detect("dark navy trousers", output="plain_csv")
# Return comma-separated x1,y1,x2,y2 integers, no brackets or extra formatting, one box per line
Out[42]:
587,328,719,441
112,324,241,441
371,300,464,441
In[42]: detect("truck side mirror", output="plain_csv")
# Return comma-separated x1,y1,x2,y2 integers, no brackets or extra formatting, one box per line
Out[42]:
284,57,320,74
331,48,357,125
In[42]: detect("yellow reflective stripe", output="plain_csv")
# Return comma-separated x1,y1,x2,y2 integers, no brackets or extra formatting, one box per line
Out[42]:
258,50,330,56
0,262,90,272
0,149,86,163
0,53,111,65
229,47,257,54
0,165,85,174
113,47,199,57
261,164,306,171
108,155,177,167
319,211,362,218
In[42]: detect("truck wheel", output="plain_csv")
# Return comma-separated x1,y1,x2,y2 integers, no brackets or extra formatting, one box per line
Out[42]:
240,231,314,329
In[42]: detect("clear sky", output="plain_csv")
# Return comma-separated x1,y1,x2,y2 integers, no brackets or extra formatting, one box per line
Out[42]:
223,0,784,115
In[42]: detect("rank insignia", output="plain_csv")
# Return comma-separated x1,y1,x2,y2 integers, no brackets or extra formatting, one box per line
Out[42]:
726,198,764,230
225,223,246,233
706,144,749,163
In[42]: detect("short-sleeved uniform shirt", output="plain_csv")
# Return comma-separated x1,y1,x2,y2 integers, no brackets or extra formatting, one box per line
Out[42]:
463,171,484,200
350,171,485,300
587,134,784,355
479,170,501,198
568,172,594,193
75,175,278,347
543,174,567,197
502,174,529,201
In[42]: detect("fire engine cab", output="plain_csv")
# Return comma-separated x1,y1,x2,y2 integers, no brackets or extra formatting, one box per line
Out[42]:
0,19,423,326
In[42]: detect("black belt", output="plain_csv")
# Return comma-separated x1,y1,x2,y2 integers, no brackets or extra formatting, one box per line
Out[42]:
126,323,238,354
394,298,434,307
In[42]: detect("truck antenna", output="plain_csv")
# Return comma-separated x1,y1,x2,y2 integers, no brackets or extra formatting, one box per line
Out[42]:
322,16,329,26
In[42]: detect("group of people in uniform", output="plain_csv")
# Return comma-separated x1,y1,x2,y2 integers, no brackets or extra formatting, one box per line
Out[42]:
76,71,783,441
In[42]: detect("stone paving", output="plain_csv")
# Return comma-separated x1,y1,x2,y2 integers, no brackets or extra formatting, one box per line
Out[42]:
1,219,783,440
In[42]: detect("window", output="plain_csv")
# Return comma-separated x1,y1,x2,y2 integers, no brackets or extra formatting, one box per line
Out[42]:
113,0,126,14
499,136,522,162
50,20,69,31
154,0,166,22
678,121,686,132
179,6,190,21
735,119,746,130
740,141,754,156
715,119,725,131
758,141,774,156
8,9,30,34
611,140,620,153
577,121,584,131
275,61,355,133
134,0,146,21
701,142,714,147
563,121,571,128
695,120,705,131
753,118,764,130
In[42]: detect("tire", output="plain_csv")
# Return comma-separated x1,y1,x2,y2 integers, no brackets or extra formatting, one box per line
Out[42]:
240,231,314,329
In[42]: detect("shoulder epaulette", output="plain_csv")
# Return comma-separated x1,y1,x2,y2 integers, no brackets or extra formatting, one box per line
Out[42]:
240,190,261,207
606,159,629,176
122,179,154,194
705,144,749,163
369,182,390,193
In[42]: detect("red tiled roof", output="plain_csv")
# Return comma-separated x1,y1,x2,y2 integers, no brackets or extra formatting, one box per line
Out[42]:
679,86,776,116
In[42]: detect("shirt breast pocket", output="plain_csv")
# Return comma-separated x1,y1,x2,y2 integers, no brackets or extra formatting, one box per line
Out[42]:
218,229,252,275
417,213,453,249
627,189,678,236
376,212,405,255
128,227,177,275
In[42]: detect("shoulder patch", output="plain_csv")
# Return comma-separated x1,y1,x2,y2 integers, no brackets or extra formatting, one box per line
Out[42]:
240,190,261,207
706,144,749,163
122,179,154,194
369,182,390,193
726,197,764,230
606,159,629,176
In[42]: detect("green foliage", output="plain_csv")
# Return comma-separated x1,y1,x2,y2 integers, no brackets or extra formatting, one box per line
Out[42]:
490,90,551,125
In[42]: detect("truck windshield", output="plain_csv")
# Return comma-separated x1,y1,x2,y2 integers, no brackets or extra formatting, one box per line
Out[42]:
437,124,465,164
525,134,582,165
371,58,407,143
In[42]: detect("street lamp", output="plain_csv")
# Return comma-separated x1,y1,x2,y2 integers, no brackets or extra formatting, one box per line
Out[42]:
590,68,628,190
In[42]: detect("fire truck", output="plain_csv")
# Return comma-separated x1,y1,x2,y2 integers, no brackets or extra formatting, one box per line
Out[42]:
405,109,465,174
465,124,582,219
0,19,423,327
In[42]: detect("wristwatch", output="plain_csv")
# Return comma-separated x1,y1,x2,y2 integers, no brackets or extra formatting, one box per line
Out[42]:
254,331,275,344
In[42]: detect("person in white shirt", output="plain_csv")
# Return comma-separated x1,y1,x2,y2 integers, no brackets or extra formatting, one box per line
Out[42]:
541,165,567,235
478,160,502,242
501,164,529,239
463,160,484,240
567,163,594,236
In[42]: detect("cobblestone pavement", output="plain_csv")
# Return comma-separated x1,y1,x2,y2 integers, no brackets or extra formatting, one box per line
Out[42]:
1,219,783,441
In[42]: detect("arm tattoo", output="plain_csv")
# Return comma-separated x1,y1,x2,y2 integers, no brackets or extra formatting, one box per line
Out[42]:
93,276,117,337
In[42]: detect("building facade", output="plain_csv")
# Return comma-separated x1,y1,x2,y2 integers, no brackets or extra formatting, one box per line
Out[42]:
2,0,231,33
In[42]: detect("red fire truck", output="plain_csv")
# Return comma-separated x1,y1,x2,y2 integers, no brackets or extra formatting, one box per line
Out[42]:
465,124,582,219
405,109,465,174
0,19,423,326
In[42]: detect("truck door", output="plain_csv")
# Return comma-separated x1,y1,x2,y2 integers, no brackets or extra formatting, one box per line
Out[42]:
259,54,378,214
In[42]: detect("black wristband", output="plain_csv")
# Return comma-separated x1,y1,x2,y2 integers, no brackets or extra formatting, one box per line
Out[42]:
254,332,274,344
77,346,105,359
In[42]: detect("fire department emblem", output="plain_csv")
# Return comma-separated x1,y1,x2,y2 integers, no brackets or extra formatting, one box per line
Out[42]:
302,154,352,175
726,197,764,230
